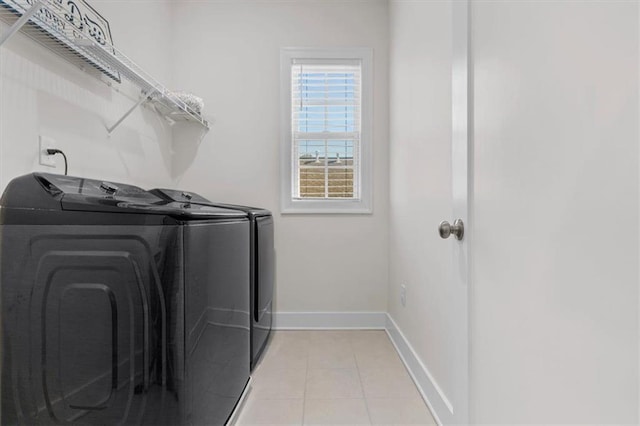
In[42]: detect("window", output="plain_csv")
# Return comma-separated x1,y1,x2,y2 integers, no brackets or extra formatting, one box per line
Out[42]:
281,48,372,214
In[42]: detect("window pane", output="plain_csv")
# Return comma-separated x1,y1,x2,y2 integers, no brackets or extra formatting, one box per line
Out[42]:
293,68,360,133
291,62,362,201
299,167,326,198
328,167,354,198
327,140,354,198
297,140,325,164
327,140,353,165
295,139,356,199
297,140,325,198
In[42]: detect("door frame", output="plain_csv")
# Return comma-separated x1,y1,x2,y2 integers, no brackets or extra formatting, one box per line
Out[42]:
451,0,471,423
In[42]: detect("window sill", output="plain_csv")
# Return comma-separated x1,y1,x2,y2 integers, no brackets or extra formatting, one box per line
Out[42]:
280,199,372,215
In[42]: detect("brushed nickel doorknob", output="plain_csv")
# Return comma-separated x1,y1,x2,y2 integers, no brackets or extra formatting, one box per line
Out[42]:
439,219,464,240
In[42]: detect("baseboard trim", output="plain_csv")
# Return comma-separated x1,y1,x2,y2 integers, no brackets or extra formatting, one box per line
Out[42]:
273,311,387,329
385,314,452,426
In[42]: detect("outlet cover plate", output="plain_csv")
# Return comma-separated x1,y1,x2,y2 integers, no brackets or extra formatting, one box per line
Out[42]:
39,136,56,167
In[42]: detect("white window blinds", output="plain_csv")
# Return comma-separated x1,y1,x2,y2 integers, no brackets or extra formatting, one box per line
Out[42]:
291,60,362,199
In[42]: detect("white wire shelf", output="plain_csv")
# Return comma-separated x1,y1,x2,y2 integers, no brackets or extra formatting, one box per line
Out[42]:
0,0,209,134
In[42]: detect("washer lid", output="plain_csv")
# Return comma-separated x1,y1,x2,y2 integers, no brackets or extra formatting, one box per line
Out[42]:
0,174,246,219
43,173,176,214
0,173,163,213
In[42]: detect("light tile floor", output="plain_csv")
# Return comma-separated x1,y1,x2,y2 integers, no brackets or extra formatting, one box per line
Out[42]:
234,330,436,425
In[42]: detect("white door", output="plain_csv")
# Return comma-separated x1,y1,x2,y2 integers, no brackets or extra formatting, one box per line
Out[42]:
469,0,638,422
388,1,470,424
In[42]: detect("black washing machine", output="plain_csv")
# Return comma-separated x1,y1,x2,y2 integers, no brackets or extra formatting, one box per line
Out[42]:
150,189,273,370
0,173,250,425
163,195,250,426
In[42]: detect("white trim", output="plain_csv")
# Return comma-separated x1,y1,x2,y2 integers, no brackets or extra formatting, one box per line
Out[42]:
637,1,640,422
280,47,373,215
272,311,386,329
451,1,471,424
385,314,452,426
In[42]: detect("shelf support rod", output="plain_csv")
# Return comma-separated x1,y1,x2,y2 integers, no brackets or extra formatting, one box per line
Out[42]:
107,89,157,135
0,0,44,47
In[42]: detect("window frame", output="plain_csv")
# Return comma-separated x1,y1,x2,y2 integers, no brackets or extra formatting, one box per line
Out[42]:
280,47,373,214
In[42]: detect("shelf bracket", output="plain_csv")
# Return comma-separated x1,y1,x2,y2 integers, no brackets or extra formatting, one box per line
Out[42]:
0,0,43,47
107,89,158,135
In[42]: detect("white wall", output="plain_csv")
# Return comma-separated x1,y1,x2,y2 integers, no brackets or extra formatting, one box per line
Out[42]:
470,0,639,423
0,2,175,193
388,0,456,414
170,0,390,314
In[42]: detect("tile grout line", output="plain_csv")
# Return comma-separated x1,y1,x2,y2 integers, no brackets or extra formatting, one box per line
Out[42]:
239,330,432,424
301,332,309,426
351,335,374,425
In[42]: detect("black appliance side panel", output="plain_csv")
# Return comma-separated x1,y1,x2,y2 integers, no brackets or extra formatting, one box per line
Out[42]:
184,220,250,426
0,224,184,425
252,216,274,368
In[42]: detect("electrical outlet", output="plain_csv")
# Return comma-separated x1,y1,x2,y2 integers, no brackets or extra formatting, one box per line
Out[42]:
39,136,57,167
400,284,406,307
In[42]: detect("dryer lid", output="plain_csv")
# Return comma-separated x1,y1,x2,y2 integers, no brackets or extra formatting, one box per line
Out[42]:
151,188,270,217
151,188,213,205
